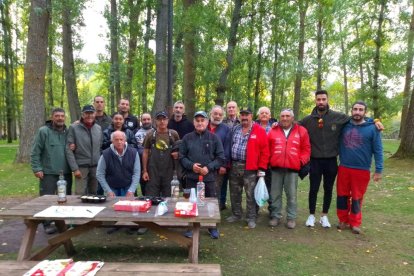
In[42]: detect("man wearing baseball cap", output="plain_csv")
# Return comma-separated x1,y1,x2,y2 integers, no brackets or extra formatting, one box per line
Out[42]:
142,111,180,196
179,111,225,239
66,105,103,195
227,107,269,229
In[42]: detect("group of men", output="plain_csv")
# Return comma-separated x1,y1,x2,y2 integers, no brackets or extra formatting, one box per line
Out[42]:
30,90,383,237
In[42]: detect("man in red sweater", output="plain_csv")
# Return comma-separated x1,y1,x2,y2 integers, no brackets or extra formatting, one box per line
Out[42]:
268,108,311,229
226,108,270,229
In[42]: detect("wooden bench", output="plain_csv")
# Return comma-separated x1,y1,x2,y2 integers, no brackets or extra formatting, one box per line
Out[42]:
0,260,222,275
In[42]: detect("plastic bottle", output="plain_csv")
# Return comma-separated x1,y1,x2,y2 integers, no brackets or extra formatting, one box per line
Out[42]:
57,170,67,204
170,170,180,201
196,175,205,206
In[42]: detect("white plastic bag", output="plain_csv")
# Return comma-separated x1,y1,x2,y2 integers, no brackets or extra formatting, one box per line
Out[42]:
154,200,169,217
254,176,269,207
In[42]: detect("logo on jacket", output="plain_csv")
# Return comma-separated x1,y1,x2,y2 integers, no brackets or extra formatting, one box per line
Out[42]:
251,134,257,139
331,124,337,131
128,122,134,127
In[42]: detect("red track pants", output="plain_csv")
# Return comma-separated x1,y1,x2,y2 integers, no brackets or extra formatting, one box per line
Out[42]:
336,166,370,227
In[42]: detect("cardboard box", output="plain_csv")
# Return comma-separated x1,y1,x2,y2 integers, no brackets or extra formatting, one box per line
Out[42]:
174,202,198,217
113,200,152,212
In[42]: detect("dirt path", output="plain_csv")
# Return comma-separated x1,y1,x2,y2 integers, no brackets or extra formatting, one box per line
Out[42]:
0,196,49,255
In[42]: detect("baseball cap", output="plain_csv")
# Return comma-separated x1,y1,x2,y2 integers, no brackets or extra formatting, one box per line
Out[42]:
193,111,208,118
82,105,95,113
155,111,168,119
239,107,252,114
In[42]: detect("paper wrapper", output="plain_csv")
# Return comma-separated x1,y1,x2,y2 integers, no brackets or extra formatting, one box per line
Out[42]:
174,202,198,217
113,200,152,212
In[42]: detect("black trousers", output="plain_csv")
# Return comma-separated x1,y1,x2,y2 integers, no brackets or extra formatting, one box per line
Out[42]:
308,157,338,214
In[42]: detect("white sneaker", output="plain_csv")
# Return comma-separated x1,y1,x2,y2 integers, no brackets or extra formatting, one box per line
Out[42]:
305,214,315,227
320,215,331,228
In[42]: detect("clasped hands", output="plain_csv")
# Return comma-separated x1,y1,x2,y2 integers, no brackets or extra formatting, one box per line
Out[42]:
192,163,209,176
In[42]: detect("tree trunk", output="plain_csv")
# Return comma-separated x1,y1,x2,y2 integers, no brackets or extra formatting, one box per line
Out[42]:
393,81,414,158
270,42,279,113
339,19,349,115
16,0,50,163
293,0,308,118
215,0,243,106
142,0,152,113
153,0,169,114
254,1,264,113
62,4,81,122
400,0,414,139
46,3,54,112
110,0,121,105
316,16,323,91
183,0,197,117
355,22,365,89
372,0,386,118
125,0,141,105
246,2,256,105
172,32,183,96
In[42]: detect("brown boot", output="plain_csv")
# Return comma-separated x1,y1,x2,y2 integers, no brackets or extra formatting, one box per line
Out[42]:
286,220,296,229
351,226,362,234
269,217,280,227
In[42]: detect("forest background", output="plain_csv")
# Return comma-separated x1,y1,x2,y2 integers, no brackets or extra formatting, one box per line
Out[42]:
1,0,414,162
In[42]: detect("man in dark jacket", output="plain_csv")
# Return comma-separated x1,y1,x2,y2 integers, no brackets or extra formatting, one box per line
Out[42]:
31,107,72,234
66,105,102,195
118,98,139,133
180,111,225,239
168,101,194,138
93,95,112,131
207,105,231,210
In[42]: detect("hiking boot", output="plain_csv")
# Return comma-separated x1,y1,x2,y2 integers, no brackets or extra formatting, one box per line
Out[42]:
219,204,227,211
269,217,280,227
351,226,362,234
107,227,120,234
286,220,296,229
208,228,219,239
226,215,241,223
44,224,57,235
184,230,193,238
337,222,350,230
305,214,315,227
247,220,256,229
320,215,331,228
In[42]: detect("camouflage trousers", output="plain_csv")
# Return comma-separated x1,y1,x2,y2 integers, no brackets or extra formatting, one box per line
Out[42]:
229,161,258,221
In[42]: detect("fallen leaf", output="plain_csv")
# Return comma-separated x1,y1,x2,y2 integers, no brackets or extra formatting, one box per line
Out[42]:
2,243,7,246
366,250,370,253
403,262,408,265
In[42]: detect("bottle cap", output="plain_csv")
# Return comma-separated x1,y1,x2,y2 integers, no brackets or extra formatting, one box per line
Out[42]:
198,175,203,181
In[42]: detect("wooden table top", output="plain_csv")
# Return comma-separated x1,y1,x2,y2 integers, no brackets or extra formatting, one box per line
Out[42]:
0,195,221,224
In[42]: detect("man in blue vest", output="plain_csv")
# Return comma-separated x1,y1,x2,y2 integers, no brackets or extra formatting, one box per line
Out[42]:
96,130,141,198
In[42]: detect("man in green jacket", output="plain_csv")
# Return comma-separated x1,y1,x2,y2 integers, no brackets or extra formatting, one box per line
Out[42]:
31,107,73,234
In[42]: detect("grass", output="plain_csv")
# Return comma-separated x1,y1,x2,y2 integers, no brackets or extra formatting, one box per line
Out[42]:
0,140,413,275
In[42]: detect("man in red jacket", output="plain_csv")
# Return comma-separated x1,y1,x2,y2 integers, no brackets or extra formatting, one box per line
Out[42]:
226,108,270,229
268,108,311,229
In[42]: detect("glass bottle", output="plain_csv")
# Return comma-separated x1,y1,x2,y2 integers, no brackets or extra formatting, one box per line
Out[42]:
196,175,205,206
170,170,180,201
57,170,67,204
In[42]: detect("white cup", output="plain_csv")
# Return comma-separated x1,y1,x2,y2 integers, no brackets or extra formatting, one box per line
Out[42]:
207,202,215,217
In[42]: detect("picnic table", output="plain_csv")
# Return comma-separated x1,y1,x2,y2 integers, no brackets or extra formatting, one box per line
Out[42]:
0,195,220,263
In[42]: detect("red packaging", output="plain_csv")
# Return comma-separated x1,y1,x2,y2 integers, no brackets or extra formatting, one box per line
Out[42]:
113,200,152,212
174,202,198,217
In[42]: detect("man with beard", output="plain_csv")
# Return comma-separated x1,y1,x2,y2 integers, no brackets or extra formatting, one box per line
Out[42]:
93,95,112,131
66,105,102,195
118,98,139,133
336,101,383,234
226,108,269,229
135,113,154,195
300,90,382,228
208,105,231,210
168,101,194,139
31,108,73,234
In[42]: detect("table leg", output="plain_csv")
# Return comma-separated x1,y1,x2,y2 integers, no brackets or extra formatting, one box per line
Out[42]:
17,220,40,261
188,222,200,263
54,220,76,256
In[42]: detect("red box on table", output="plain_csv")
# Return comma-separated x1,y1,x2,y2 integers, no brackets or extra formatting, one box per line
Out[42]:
174,202,198,217
113,200,152,212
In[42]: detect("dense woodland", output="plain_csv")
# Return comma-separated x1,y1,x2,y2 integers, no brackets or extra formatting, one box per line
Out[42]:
1,0,414,161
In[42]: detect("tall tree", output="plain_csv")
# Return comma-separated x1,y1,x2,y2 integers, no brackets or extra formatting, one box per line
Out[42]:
400,0,414,139
339,18,349,114
0,0,14,143
16,0,50,163
254,1,265,113
109,0,121,107
62,1,81,122
153,0,168,114
125,0,141,104
142,0,152,113
292,0,308,118
182,0,198,117
215,0,243,106
372,0,386,118
46,2,54,112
